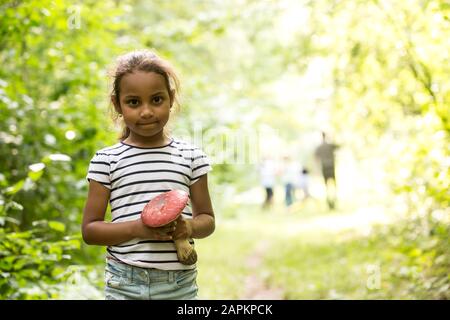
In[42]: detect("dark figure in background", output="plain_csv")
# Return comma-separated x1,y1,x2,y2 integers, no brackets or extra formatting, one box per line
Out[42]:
259,157,276,209
281,155,298,208
315,132,339,210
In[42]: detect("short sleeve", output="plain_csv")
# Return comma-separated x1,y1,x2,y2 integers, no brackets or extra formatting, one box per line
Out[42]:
86,152,111,189
190,148,212,185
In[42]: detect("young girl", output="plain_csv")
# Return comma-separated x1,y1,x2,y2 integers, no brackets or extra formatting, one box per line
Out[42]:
82,50,215,300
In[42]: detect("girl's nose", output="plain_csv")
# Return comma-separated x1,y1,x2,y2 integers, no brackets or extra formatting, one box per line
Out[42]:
140,104,154,118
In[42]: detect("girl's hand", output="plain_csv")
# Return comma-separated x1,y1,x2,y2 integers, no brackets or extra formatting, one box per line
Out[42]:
131,219,177,240
172,216,193,240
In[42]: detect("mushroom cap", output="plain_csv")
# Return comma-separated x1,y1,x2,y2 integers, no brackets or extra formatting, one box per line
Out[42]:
141,189,189,227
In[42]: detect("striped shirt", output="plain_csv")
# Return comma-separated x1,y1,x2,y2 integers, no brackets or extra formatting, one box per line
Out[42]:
86,138,212,270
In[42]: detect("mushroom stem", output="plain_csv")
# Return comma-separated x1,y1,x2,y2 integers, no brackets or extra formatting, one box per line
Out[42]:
174,239,197,265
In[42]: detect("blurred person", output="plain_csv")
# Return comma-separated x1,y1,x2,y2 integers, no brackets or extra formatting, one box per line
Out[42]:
259,156,276,209
297,166,310,201
314,132,339,210
281,155,299,208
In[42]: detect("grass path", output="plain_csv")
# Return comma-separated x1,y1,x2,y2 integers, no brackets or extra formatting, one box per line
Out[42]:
240,239,284,299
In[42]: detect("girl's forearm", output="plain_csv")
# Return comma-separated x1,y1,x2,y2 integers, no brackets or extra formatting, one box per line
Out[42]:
82,220,136,246
83,214,214,246
190,213,215,239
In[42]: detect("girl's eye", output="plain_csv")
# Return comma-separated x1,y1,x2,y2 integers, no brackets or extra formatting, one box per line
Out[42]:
127,99,139,106
152,96,163,104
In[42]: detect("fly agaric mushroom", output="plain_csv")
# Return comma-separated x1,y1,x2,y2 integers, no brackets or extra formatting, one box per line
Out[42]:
141,189,197,265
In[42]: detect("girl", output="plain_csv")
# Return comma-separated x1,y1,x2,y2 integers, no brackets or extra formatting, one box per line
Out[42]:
82,50,215,300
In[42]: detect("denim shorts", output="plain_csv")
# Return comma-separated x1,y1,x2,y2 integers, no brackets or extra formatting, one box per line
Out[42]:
104,258,198,300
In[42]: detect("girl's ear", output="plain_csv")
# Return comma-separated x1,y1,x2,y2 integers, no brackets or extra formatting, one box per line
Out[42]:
111,95,122,114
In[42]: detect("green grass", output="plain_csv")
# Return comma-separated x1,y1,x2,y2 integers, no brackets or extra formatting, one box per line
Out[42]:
262,224,449,300
195,202,449,299
195,202,350,299
262,230,387,299
195,218,259,299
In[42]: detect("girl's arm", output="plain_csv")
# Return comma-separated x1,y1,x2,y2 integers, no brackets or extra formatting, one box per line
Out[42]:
173,174,215,240
82,180,175,246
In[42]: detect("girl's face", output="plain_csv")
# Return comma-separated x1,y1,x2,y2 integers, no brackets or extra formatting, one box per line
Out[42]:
116,71,172,143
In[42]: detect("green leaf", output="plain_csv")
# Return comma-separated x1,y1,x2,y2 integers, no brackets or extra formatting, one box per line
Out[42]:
19,269,40,280
4,180,25,195
48,221,66,233
48,245,62,257
7,231,32,240
28,170,44,182
0,173,7,187
51,266,67,279
0,216,20,226
13,258,29,271
28,163,45,181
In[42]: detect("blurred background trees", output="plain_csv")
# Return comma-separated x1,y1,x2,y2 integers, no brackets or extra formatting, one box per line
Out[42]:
0,0,448,299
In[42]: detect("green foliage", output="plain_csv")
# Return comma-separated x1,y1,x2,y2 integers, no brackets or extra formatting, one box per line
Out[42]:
302,0,450,298
0,0,128,298
0,162,81,298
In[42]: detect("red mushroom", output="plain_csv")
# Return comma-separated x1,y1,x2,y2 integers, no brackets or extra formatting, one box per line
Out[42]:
141,189,197,265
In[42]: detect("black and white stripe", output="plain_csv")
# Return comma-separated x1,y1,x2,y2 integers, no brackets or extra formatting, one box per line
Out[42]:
86,138,211,270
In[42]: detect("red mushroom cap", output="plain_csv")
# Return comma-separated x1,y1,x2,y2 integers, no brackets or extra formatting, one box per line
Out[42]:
141,190,189,227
